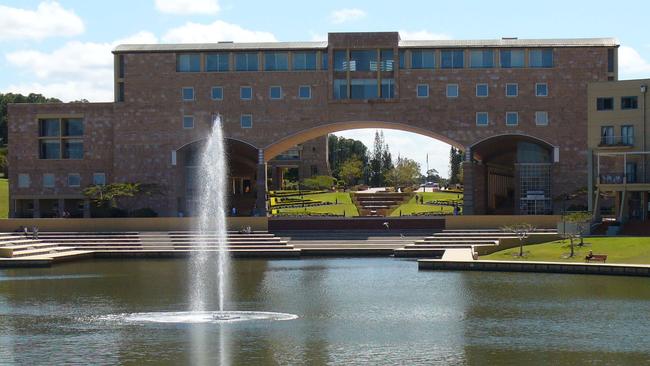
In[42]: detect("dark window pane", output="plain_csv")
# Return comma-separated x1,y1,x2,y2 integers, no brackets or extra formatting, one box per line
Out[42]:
321,52,328,70
177,54,200,72
63,140,83,159
621,96,638,109
63,118,83,136
349,50,377,71
441,50,463,68
500,49,524,68
530,49,553,67
381,78,394,99
333,79,347,99
264,52,288,71
235,53,258,71
206,53,229,72
399,50,405,69
380,49,394,71
39,119,60,137
334,50,347,71
40,140,61,159
411,49,435,69
292,52,317,71
350,79,378,99
596,97,614,110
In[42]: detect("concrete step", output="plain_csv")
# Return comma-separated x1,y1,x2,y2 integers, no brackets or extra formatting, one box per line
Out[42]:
0,239,45,246
25,250,94,261
10,246,76,258
393,248,446,258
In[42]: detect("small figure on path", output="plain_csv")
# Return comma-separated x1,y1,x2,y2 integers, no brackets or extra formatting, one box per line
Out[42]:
32,226,39,240
24,226,29,238
383,222,390,230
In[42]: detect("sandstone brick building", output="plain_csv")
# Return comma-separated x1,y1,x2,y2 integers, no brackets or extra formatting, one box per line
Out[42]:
8,32,618,217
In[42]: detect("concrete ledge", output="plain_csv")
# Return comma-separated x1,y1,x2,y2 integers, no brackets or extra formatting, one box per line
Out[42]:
299,248,396,256
418,259,650,277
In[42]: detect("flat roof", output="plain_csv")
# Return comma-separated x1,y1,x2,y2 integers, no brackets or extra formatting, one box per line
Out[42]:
113,37,618,53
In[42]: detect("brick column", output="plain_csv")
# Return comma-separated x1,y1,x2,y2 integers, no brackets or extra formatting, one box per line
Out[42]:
256,149,268,216
462,161,474,215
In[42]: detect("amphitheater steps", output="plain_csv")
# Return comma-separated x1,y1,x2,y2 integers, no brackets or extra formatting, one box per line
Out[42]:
0,233,94,267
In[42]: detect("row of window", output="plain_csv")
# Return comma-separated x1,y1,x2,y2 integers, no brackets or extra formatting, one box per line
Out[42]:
600,125,635,145
181,111,550,130
596,96,639,111
17,172,105,189
335,48,553,70
176,48,555,73
182,85,312,102
177,52,328,72
415,83,548,98
38,118,84,160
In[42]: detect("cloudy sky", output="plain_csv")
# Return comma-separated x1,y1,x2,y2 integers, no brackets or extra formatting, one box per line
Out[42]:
2,0,650,177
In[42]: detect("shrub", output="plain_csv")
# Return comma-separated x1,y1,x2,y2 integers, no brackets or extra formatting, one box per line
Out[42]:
130,207,158,217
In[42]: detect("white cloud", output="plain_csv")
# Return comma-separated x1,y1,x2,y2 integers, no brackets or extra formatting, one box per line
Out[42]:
154,0,220,15
618,45,650,80
4,31,158,102
162,20,276,43
399,30,451,41
0,1,84,41
329,8,366,24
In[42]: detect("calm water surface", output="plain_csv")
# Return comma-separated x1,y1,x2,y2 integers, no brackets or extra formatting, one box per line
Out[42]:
1,258,650,365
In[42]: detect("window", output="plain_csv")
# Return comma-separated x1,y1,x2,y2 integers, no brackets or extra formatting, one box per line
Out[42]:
380,49,394,71
93,173,106,186
411,49,435,69
334,50,346,71
269,86,282,100
211,86,223,101
117,82,124,102
506,83,518,97
292,52,317,71
264,52,288,71
621,125,634,145
500,49,525,68
381,78,395,99
535,111,549,126
333,79,348,99
626,162,637,183
351,79,378,99
476,112,489,126
399,49,406,69
67,174,81,187
417,84,429,98
177,54,200,72
39,118,83,159
43,173,55,188
235,52,258,71
529,49,553,68
183,116,194,129
506,112,519,126
621,96,638,110
240,86,253,100
469,50,494,68
597,97,614,111
607,49,615,73
600,126,614,145
349,50,376,71
298,85,311,99
18,174,30,188
205,53,229,72
535,83,548,97
182,87,194,101
118,55,125,78
446,84,459,98
441,50,464,68
321,52,328,70
240,114,252,128
476,83,488,97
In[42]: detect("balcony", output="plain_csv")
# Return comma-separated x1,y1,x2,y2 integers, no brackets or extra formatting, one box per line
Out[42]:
596,151,650,190
598,135,634,148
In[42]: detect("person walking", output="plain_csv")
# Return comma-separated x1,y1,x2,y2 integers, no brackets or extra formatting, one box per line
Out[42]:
32,226,39,239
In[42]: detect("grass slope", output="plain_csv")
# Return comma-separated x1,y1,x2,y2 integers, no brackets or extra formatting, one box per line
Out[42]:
274,192,359,217
482,237,650,264
389,191,463,216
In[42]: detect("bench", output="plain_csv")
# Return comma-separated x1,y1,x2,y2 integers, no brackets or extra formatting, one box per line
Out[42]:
585,254,607,263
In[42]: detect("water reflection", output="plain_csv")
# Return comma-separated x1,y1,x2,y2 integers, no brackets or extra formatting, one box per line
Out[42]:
1,258,650,364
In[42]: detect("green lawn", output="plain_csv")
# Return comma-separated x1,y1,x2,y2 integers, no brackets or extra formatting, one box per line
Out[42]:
273,191,359,217
0,178,7,218
389,191,462,216
482,237,650,264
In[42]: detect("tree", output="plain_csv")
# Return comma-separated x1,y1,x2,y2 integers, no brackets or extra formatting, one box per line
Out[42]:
448,147,464,185
369,130,393,187
83,182,160,209
328,134,369,181
384,157,422,190
502,223,536,257
301,175,336,190
338,156,364,187
564,211,592,257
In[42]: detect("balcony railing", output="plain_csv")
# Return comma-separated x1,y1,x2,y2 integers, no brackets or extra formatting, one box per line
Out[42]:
599,135,634,147
599,173,647,184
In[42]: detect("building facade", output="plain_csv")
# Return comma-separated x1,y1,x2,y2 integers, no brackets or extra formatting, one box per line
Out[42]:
8,32,618,217
588,79,650,222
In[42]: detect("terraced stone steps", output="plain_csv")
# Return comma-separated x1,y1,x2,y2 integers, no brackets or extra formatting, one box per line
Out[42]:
276,230,428,255
0,233,94,266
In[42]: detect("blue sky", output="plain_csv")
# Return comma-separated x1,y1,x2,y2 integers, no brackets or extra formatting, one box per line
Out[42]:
2,0,650,177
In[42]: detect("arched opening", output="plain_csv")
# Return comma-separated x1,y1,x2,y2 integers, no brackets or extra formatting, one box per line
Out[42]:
175,138,258,216
468,134,556,215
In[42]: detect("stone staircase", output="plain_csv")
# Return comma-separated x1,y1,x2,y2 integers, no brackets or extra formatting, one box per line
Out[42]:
0,233,93,266
394,228,558,258
352,192,412,216
38,230,299,258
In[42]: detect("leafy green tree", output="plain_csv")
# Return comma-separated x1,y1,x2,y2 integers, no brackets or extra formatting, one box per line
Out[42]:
301,175,336,190
384,157,421,190
369,131,393,187
449,147,464,185
83,182,160,208
328,134,369,181
338,156,364,187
